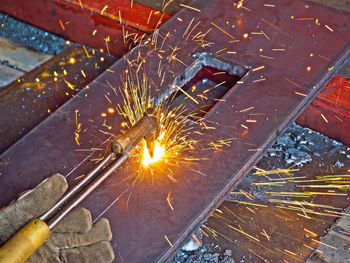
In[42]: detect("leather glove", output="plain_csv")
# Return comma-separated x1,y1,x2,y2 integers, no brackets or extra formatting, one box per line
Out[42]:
0,173,115,263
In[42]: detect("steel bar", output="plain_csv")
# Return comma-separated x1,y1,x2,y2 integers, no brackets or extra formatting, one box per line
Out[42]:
0,0,349,262
0,45,116,154
0,0,170,57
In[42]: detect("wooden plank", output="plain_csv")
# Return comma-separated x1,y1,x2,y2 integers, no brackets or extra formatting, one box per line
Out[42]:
0,65,22,88
310,0,350,11
0,37,52,88
307,206,350,262
0,38,51,72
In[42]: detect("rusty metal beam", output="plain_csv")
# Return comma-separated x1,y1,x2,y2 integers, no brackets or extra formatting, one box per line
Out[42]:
0,0,170,57
207,127,350,261
0,45,116,154
0,0,349,262
296,76,350,146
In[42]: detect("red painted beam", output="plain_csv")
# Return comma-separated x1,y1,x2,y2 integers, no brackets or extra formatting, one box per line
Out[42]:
0,0,170,57
317,76,350,112
297,76,350,146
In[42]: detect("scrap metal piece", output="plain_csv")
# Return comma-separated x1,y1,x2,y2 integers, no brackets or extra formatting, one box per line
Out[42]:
0,0,349,262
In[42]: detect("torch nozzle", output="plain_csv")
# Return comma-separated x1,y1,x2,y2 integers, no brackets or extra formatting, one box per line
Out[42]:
112,107,160,155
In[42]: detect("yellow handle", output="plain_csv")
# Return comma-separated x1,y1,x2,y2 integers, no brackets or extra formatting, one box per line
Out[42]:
0,219,50,263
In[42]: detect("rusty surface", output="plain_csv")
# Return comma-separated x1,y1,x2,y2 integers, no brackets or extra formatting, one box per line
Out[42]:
0,0,350,262
0,46,116,154
205,123,350,262
316,76,350,111
0,0,170,57
134,0,192,15
297,76,350,146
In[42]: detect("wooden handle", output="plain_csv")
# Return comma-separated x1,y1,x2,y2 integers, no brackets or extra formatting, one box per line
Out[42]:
0,219,50,263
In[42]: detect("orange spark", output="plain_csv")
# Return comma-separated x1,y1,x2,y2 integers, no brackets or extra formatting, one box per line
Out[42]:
167,192,174,211
59,19,65,31
101,5,108,15
235,1,244,9
320,113,328,123
68,57,76,64
179,4,201,12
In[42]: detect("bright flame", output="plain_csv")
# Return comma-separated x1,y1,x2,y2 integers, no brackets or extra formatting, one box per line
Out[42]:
142,140,165,167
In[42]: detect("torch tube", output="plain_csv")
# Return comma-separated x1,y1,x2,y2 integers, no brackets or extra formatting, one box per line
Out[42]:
47,153,129,229
39,152,116,223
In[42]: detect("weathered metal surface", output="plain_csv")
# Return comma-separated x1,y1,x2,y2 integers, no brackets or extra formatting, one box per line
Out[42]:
0,0,350,262
206,123,350,262
134,0,192,15
0,0,170,57
297,76,350,146
0,45,116,154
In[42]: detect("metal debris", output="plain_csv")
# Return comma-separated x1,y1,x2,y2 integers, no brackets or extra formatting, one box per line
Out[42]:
266,123,350,166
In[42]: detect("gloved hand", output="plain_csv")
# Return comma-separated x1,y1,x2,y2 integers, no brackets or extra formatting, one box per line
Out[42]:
0,173,115,263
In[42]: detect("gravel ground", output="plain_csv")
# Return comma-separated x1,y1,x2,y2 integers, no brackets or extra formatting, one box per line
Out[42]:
173,243,236,263
0,12,70,55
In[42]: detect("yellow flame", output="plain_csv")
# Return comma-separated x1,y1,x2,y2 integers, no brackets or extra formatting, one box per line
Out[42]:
142,139,165,167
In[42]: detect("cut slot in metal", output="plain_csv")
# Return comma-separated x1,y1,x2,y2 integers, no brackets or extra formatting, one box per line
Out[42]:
168,65,248,121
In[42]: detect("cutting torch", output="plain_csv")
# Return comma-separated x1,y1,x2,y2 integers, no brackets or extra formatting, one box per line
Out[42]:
0,108,160,263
